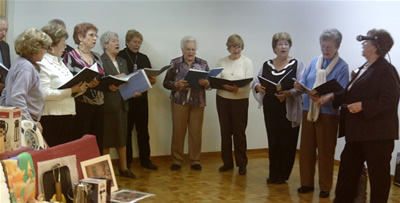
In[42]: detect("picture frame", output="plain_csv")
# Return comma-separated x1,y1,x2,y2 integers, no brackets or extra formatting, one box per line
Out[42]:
80,154,118,192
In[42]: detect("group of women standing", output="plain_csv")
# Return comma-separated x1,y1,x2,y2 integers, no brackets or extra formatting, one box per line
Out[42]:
0,19,398,202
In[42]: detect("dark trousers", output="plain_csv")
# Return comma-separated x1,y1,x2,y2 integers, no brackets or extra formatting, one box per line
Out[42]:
334,140,394,203
126,94,151,167
74,102,104,153
41,115,74,147
216,95,248,167
263,98,299,181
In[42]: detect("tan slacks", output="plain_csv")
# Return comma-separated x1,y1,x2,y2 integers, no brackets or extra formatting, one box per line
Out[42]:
299,110,339,191
171,102,204,165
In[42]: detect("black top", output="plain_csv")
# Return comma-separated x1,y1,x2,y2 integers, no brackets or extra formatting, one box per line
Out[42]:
117,48,152,97
262,59,297,97
0,41,10,85
117,48,152,73
333,57,400,142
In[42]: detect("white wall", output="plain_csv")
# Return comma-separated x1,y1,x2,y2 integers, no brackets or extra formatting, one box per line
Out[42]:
7,0,400,174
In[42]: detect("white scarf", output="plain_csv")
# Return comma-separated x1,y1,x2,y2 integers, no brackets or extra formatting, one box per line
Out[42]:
307,53,339,122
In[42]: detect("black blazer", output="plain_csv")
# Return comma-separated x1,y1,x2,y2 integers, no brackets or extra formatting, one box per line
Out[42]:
100,53,129,113
333,57,400,142
0,41,10,84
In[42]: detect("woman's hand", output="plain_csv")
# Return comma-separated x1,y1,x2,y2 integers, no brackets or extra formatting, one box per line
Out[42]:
316,93,334,106
174,80,189,89
294,82,304,91
347,102,362,114
108,84,120,92
71,82,88,94
255,84,266,94
87,79,99,88
275,90,292,103
133,92,142,98
198,78,209,88
223,84,239,92
149,76,156,85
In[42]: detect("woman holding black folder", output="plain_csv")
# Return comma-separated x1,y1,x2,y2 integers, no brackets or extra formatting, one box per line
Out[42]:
216,34,253,175
318,29,399,203
39,23,88,147
252,32,306,183
294,29,349,198
63,23,105,151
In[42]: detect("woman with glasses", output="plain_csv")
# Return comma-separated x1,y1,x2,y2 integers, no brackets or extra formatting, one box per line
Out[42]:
216,34,253,175
252,32,306,184
294,29,349,198
318,29,399,203
2,28,51,130
63,23,105,151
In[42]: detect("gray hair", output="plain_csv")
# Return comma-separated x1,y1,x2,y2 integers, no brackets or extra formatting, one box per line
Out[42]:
180,36,197,50
48,19,66,29
100,31,118,50
320,28,342,48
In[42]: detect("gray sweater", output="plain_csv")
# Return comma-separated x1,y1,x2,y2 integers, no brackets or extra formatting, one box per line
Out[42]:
3,56,44,121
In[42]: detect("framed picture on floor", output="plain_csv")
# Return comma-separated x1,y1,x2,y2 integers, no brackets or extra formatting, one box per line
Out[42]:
80,154,118,192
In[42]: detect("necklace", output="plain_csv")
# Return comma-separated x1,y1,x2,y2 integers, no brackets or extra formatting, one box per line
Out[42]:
78,46,91,54
125,49,138,71
77,48,93,65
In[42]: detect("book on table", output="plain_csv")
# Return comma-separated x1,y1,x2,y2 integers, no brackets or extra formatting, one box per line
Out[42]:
292,78,343,96
118,69,152,101
183,67,223,89
58,63,99,89
209,77,253,90
111,189,155,203
258,69,293,93
143,65,172,77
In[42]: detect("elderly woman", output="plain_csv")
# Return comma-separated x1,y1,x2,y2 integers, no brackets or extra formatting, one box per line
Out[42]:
117,29,157,170
38,23,88,147
100,31,134,178
295,28,349,198
2,28,51,129
216,34,253,175
163,36,209,171
63,23,105,152
318,29,399,203
253,32,306,183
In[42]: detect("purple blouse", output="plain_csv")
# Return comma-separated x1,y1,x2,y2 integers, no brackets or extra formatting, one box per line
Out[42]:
163,56,209,107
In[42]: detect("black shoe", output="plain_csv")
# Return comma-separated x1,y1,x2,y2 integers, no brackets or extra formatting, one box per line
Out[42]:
119,169,136,179
319,191,330,198
191,164,202,171
297,186,314,193
238,166,247,175
141,161,158,170
274,179,286,184
219,165,233,172
170,164,181,170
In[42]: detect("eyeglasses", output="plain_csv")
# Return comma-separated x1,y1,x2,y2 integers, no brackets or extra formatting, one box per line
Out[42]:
88,33,98,38
230,46,242,50
277,43,290,47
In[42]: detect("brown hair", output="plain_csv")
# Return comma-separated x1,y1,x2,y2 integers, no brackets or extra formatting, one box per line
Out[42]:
72,23,98,45
226,34,244,50
272,32,292,50
367,29,394,57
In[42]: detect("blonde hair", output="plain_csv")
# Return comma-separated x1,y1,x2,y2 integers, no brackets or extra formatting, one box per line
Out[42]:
226,34,244,50
14,28,52,58
41,23,68,47
272,32,292,49
125,29,143,44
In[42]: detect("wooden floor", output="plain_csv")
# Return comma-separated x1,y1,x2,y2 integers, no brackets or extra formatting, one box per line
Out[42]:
115,150,400,202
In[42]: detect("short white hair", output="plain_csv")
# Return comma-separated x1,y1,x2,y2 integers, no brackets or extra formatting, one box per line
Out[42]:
180,36,197,50
100,31,118,50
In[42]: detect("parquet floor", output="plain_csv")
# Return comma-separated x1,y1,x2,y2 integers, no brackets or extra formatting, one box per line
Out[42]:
115,149,400,202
